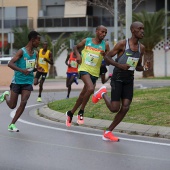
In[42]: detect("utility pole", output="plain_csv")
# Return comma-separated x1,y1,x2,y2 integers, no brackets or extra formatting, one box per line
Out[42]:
125,0,132,38
164,0,168,77
114,0,118,44
1,0,4,57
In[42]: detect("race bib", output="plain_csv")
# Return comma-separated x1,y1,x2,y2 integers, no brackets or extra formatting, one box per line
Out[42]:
70,60,77,68
26,59,36,69
126,57,139,71
39,58,46,65
85,52,99,66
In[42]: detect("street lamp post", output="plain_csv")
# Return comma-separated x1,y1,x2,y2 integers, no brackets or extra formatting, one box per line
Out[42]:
125,0,132,39
114,0,118,44
52,40,57,78
1,0,4,57
164,0,168,77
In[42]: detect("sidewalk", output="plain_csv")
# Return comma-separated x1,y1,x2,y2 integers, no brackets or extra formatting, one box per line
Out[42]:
0,77,143,92
1,78,170,139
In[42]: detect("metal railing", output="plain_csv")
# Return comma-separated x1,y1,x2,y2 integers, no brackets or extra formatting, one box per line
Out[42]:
37,16,115,28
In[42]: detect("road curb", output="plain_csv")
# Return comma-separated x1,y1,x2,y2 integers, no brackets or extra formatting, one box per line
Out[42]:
37,105,170,139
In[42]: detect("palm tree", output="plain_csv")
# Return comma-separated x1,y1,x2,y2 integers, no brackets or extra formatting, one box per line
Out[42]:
67,31,95,45
133,10,169,77
42,33,68,78
12,25,30,49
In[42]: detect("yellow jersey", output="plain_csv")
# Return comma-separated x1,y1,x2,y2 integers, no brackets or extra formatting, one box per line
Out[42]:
38,49,50,73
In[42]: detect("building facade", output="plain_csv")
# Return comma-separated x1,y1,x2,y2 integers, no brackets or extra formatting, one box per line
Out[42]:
0,0,170,79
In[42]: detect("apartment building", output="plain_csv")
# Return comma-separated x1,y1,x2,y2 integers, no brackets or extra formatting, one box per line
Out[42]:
0,0,169,80
0,0,168,43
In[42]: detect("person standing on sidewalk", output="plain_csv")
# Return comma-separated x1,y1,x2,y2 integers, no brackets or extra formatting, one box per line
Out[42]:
0,31,41,132
92,21,150,142
34,41,53,102
66,25,110,127
65,50,79,99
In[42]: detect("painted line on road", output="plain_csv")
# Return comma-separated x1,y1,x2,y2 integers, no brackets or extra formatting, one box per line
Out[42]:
10,104,170,147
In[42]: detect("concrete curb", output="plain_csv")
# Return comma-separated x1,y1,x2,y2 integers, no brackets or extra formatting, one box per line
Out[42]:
37,105,170,139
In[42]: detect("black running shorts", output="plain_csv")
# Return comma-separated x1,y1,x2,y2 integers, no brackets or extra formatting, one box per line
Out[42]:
110,79,134,101
35,71,47,81
10,83,33,94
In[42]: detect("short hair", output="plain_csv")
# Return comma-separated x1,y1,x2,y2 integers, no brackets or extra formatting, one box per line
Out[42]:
96,25,106,31
130,21,143,31
28,31,40,41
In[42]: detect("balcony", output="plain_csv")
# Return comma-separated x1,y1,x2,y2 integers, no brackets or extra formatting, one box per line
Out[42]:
37,16,114,28
0,18,33,29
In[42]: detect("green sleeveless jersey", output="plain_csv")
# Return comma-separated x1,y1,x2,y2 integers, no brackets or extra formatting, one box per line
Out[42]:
78,38,106,77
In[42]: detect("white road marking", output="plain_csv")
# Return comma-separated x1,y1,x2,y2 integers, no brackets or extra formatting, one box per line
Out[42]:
10,104,170,147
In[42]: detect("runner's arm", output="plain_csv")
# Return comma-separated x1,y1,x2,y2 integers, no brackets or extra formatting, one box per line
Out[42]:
8,49,30,75
73,39,86,64
65,53,70,66
136,44,147,71
104,40,130,70
44,51,54,65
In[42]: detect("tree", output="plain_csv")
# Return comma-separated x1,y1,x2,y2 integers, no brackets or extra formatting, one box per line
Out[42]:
67,0,145,23
12,26,68,78
42,33,68,78
133,10,170,77
66,31,95,50
12,25,30,49
67,0,145,42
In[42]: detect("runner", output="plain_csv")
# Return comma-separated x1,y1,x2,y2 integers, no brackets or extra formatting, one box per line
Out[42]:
0,31,41,132
66,25,110,127
34,41,53,102
92,21,150,141
65,51,79,99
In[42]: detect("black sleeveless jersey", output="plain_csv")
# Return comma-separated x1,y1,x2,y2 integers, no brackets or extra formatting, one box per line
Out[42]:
112,39,141,81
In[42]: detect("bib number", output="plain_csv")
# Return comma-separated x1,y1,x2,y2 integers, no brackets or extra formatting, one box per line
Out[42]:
126,57,139,71
26,59,35,70
85,52,99,66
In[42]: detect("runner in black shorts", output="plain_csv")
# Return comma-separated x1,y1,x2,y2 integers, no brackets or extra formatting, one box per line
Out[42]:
92,21,150,142
34,41,53,102
0,31,41,132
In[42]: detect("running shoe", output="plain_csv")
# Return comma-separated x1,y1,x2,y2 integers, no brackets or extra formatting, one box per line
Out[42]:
102,131,119,142
37,97,42,102
66,111,73,127
8,124,19,132
92,86,107,104
0,91,9,103
77,114,84,125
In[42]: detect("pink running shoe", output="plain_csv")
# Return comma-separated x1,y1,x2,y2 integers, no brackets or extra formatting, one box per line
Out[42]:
66,111,73,127
102,131,119,142
92,86,107,104
77,114,84,125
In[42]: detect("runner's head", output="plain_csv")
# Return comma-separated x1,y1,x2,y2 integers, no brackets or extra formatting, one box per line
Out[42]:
28,31,41,48
130,21,144,39
95,25,107,41
43,41,48,50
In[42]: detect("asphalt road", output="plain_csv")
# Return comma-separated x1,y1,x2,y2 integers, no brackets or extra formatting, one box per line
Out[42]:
0,91,170,170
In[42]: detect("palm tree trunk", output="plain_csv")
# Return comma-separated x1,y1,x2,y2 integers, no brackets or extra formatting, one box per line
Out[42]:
48,65,57,78
143,50,154,78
